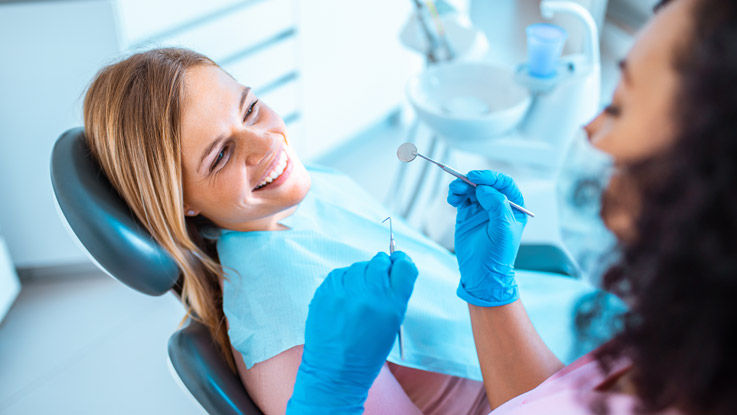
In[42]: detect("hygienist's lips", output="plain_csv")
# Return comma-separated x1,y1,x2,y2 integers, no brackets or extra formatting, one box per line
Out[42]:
254,154,292,192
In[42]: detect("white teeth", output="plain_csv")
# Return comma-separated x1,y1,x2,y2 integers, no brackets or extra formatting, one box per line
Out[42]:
255,151,288,189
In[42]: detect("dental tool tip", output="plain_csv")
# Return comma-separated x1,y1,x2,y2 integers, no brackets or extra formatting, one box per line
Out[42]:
397,142,418,163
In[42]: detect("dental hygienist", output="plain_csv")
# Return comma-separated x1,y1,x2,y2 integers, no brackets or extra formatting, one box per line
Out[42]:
286,0,737,414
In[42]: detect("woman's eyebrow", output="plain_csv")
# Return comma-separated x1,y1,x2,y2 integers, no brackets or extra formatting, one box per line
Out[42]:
198,86,251,174
238,86,251,112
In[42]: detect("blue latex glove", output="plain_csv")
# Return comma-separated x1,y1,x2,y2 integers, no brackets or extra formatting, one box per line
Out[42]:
286,251,419,415
447,170,528,307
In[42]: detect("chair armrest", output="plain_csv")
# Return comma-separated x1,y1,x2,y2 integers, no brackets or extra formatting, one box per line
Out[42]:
168,319,263,415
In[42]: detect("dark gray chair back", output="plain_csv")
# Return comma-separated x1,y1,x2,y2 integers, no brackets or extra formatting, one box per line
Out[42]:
50,127,261,415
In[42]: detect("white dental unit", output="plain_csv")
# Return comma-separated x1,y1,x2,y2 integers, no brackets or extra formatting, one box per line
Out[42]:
406,0,603,172
394,0,611,278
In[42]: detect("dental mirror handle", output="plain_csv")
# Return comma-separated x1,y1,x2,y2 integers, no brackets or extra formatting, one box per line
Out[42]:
416,153,536,218
450,170,535,217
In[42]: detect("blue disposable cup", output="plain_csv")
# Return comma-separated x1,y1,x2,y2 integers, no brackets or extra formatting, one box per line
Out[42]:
526,23,567,78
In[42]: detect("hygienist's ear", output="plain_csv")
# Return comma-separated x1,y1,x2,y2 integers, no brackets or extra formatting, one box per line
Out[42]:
184,207,199,216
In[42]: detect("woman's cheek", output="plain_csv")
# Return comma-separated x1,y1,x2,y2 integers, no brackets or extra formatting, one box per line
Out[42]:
218,168,251,201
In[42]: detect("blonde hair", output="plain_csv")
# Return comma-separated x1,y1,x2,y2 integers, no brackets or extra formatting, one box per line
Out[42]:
83,48,235,371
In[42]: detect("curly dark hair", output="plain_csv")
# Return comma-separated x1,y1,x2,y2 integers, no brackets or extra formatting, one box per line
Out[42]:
578,0,737,414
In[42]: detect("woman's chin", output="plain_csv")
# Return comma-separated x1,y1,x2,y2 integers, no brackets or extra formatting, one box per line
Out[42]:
603,214,636,245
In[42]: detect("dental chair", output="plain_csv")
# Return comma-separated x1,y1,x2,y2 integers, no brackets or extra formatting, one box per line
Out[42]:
50,127,263,415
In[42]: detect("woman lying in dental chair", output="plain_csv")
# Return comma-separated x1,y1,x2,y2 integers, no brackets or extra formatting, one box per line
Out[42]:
82,48,614,415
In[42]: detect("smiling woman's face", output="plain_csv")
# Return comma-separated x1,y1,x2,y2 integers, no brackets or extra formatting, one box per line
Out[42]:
180,65,311,231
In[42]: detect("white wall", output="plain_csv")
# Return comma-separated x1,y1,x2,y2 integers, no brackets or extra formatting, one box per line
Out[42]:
0,0,121,267
296,0,420,160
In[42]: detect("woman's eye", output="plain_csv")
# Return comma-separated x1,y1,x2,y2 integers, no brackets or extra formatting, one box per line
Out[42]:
244,99,259,122
211,148,227,171
604,104,621,116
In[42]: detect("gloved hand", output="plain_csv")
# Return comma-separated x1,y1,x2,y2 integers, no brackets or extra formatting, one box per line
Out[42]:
286,251,419,415
447,170,528,307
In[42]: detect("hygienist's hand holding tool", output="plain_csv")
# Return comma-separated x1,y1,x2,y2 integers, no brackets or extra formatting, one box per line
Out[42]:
397,143,536,218
287,252,419,414
447,170,528,306
383,217,404,360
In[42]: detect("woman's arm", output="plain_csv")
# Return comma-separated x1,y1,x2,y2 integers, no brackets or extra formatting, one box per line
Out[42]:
232,345,422,415
447,171,564,408
468,300,563,409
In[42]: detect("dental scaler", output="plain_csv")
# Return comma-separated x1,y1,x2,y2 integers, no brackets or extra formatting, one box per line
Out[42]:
382,217,405,360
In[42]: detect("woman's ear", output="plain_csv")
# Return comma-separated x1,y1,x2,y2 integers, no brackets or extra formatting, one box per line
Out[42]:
184,206,199,216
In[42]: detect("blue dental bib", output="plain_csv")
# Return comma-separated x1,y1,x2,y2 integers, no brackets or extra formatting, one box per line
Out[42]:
217,166,605,380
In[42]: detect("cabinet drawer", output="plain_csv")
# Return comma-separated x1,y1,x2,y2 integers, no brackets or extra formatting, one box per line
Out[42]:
222,36,298,92
131,0,295,63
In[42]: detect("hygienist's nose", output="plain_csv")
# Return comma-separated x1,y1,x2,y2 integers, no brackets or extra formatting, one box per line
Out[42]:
584,112,605,142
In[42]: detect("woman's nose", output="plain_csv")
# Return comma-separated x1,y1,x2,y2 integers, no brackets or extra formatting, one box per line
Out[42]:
584,112,605,141
238,128,277,166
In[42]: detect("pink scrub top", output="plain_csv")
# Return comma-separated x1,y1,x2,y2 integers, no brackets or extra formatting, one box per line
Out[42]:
491,351,677,415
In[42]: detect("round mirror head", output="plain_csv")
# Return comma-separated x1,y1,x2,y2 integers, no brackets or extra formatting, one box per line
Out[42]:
397,142,418,163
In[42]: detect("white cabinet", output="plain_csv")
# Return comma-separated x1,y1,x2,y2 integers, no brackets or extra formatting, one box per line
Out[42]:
0,0,415,268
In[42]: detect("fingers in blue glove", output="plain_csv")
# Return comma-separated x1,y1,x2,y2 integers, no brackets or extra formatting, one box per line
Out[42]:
324,266,348,293
389,251,418,301
475,185,512,215
365,252,392,291
447,178,474,207
467,170,525,206
344,261,368,294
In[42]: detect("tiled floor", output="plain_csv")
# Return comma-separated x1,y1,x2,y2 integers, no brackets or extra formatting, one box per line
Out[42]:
0,273,204,414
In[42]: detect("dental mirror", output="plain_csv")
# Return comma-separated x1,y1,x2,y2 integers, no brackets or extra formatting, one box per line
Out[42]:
397,142,418,163
395,142,536,217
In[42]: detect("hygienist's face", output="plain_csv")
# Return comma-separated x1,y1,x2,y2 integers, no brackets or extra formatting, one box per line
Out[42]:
584,0,694,239
179,65,311,231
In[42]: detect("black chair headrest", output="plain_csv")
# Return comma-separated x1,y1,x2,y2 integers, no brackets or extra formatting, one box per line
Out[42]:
50,127,179,296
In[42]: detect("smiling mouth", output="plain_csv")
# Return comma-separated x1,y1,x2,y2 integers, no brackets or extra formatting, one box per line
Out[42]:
254,150,288,190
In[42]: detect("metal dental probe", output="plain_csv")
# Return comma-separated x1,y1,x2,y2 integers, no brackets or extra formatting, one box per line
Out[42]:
382,217,404,360
396,142,536,218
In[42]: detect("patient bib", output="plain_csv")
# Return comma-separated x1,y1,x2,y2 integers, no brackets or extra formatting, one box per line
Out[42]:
218,166,607,381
